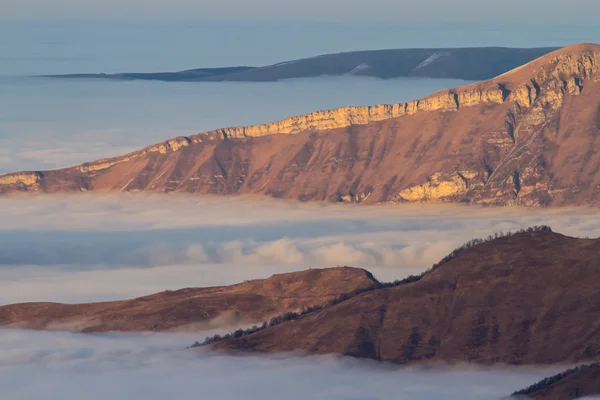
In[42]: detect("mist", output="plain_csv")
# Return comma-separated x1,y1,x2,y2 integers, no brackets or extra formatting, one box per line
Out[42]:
1,194,600,304
0,328,563,400
1,195,598,398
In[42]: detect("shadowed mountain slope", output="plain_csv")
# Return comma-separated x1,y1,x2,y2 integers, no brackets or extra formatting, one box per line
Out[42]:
0,267,377,332
512,363,600,399
41,47,556,82
3,44,600,206
211,230,600,365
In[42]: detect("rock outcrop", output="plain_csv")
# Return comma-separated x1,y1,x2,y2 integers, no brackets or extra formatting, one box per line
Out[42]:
0,267,377,332
3,43,600,207
207,86,505,140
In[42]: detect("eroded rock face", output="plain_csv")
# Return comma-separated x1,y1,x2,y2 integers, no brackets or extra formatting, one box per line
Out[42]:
0,172,41,186
394,172,469,202
2,44,600,207
207,87,503,140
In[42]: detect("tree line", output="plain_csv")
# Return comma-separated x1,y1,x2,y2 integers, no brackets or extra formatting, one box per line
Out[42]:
511,362,599,396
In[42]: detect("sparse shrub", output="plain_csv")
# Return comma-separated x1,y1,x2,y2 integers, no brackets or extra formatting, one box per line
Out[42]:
512,363,600,396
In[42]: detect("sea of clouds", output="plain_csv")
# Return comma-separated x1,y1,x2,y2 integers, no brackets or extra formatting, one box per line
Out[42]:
2,194,600,304
2,188,600,400
0,328,563,400
3,19,600,400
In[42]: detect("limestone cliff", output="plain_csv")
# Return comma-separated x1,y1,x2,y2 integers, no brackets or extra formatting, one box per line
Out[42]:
2,43,600,207
206,86,504,140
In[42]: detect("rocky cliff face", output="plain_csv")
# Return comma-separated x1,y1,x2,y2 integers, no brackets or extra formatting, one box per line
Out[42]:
2,43,600,207
207,86,505,140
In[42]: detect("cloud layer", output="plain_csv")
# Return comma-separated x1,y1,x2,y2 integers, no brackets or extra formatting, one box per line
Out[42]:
1,194,600,304
0,329,562,400
1,195,599,399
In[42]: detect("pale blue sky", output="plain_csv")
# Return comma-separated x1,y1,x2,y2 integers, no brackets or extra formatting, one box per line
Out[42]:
2,0,599,21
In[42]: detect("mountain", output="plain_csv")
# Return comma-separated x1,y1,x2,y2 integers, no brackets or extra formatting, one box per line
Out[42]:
2,43,600,206
209,229,600,365
41,47,556,82
0,267,377,332
512,363,600,399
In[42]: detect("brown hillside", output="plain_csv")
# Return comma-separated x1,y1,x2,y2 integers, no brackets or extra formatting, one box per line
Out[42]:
2,44,600,206
0,267,377,332
212,230,600,365
512,363,600,399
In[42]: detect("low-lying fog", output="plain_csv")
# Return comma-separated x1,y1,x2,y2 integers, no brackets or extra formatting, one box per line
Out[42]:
2,194,600,304
3,20,600,400
0,329,561,400
2,194,600,399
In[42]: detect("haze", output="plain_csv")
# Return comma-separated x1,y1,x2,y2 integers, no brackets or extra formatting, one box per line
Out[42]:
3,0,600,21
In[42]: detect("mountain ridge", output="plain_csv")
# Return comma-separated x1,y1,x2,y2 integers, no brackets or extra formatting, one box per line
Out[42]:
0,267,377,332
210,229,600,366
2,43,600,206
40,46,558,82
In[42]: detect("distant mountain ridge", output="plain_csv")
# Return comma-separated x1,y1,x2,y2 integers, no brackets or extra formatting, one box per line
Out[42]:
41,46,557,82
4,43,600,207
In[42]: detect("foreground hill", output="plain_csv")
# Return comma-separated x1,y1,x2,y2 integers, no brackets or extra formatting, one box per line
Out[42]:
41,47,556,82
512,363,600,399
0,267,376,332
211,229,600,365
2,43,600,206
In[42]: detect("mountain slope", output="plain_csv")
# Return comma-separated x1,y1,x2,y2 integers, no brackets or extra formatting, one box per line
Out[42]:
211,230,600,365
512,363,600,399
0,267,377,332
3,43,600,206
42,47,557,82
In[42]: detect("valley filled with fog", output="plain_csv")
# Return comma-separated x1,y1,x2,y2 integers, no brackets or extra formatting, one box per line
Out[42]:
1,195,599,398
2,195,600,304
3,20,600,400
0,328,560,400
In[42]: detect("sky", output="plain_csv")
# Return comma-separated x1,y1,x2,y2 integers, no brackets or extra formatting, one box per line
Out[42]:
2,0,600,21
